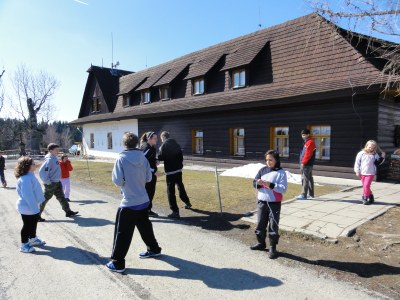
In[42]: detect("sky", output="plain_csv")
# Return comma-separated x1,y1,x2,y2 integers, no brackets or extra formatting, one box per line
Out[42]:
0,0,397,122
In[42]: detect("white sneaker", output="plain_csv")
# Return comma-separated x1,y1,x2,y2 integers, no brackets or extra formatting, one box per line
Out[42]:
28,237,46,246
307,195,315,199
20,243,35,253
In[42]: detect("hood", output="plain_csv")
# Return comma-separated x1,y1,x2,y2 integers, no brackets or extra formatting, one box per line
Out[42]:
119,149,144,167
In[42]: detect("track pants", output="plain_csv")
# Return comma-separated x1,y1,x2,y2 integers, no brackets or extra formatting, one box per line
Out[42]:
301,165,314,198
255,201,281,245
60,178,71,199
166,172,190,212
145,173,157,211
360,175,374,197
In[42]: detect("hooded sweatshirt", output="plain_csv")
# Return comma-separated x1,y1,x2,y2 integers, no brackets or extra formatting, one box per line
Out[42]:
112,148,152,209
16,172,45,215
39,153,61,184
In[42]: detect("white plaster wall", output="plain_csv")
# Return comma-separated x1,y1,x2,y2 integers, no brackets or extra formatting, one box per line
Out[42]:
82,119,138,159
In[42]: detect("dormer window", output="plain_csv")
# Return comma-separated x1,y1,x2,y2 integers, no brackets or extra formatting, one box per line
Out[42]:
122,95,130,107
142,90,151,104
232,69,246,88
160,86,170,100
193,78,205,95
92,98,101,112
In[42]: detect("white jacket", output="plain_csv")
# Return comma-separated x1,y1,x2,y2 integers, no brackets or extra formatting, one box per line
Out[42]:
354,151,384,176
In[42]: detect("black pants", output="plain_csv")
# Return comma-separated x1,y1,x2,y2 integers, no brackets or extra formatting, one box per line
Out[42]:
145,173,157,211
0,169,6,185
21,214,39,243
166,172,190,212
40,182,71,214
255,201,281,246
111,207,161,269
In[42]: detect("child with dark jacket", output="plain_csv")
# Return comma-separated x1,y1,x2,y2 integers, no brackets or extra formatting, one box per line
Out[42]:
38,143,78,221
0,151,7,188
250,150,288,259
158,131,192,219
140,132,161,216
15,156,46,253
106,132,162,273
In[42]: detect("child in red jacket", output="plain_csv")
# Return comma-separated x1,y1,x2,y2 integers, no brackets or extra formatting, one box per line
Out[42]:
59,154,73,202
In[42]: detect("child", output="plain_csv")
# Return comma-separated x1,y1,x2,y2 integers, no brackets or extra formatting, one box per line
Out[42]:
354,140,385,205
15,156,46,253
250,150,287,259
38,143,78,222
59,154,73,202
106,132,161,273
0,151,7,188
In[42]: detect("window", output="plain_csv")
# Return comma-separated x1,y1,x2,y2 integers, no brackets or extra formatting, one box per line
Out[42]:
142,90,151,104
107,132,113,150
231,128,245,156
311,125,331,160
193,78,205,95
192,130,204,154
92,98,101,112
89,133,94,149
232,69,246,88
160,86,170,100
122,95,130,107
271,127,289,157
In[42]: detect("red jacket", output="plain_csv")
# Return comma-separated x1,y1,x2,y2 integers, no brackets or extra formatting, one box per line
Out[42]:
59,160,73,179
300,138,316,165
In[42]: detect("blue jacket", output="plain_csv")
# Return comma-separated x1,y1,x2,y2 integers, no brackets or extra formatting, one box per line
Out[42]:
253,167,287,202
16,172,45,215
39,153,61,184
112,148,152,209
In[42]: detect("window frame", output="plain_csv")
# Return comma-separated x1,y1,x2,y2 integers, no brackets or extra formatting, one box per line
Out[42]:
92,98,101,113
230,128,245,156
107,132,113,150
232,68,247,89
142,90,151,104
192,129,204,155
271,126,290,158
122,95,130,107
310,125,331,160
193,78,205,95
160,86,170,100
89,133,95,149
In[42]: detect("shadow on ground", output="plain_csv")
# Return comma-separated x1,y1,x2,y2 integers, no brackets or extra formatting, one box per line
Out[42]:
151,208,250,231
34,245,108,265
71,199,108,205
44,216,114,227
125,254,282,290
280,252,400,278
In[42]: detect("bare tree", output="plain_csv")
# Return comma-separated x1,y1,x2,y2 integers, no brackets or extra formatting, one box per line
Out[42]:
60,126,73,149
11,64,59,152
0,69,4,112
42,124,59,147
309,0,400,94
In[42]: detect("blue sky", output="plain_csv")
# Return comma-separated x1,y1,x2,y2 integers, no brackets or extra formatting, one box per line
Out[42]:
0,0,395,121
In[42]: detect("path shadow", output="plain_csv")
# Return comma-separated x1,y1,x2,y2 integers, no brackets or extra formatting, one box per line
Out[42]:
4,187,16,190
151,208,250,231
45,216,114,227
280,252,400,278
310,198,398,206
35,245,108,265
72,199,108,206
125,254,282,290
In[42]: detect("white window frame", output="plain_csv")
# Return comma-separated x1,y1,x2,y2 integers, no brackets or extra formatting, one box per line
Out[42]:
232,69,246,88
143,90,151,104
193,78,205,95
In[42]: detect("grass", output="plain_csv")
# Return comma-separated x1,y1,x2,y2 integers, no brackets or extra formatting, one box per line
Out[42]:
69,160,341,215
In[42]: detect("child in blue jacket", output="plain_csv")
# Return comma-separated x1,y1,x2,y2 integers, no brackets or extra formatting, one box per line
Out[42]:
250,150,287,259
15,156,46,253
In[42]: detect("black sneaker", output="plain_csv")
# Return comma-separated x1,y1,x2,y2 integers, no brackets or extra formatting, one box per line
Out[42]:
361,196,369,205
65,198,71,202
148,210,159,217
66,211,79,217
184,202,192,209
250,243,266,251
38,216,46,222
167,211,180,219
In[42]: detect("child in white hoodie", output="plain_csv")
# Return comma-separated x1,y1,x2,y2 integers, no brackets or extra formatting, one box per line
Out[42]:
354,140,385,205
15,156,46,253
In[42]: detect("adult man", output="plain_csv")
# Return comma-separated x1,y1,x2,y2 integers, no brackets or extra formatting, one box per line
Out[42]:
0,151,7,188
158,131,192,219
106,132,161,273
296,129,316,200
38,143,78,221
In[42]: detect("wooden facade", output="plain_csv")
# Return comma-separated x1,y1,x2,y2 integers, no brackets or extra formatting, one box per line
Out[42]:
71,14,400,179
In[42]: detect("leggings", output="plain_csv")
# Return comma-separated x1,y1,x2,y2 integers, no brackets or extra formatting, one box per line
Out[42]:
21,214,39,243
360,175,374,197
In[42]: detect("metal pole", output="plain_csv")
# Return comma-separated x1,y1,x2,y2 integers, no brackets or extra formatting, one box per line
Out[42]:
215,165,223,216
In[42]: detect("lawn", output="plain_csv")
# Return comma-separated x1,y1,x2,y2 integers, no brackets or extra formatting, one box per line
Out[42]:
69,160,341,215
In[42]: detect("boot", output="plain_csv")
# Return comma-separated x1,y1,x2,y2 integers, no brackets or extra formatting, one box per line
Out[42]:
361,196,369,205
368,194,374,204
268,242,278,259
250,243,266,251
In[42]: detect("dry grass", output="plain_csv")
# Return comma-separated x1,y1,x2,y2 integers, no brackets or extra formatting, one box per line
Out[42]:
69,160,341,214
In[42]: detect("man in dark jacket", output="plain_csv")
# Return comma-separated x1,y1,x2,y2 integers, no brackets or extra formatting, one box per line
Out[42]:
0,151,7,188
158,131,192,219
296,129,316,200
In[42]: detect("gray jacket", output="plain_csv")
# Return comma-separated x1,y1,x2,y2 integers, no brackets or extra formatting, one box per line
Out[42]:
39,153,61,184
112,149,152,208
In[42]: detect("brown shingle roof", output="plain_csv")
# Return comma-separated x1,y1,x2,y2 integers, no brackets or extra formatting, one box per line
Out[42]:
118,73,148,95
135,70,170,91
183,54,224,80
153,64,189,87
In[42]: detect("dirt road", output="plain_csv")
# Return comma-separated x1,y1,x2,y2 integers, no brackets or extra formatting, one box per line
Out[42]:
0,162,385,299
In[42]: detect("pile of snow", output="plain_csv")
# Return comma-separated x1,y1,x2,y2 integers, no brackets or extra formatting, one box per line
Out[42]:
220,163,303,185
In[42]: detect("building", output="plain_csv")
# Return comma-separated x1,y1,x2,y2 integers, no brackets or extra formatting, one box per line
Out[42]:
70,13,400,179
